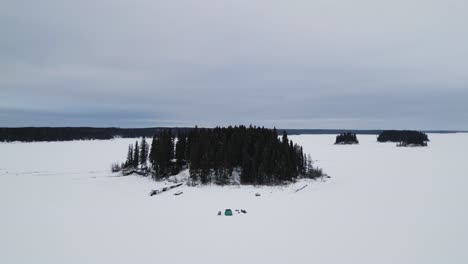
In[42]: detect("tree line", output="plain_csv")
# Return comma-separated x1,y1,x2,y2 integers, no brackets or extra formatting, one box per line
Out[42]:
119,126,324,185
0,127,192,142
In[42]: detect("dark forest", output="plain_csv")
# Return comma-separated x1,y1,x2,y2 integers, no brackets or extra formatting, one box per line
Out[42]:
377,130,429,146
119,126,324,185
335,133,359,144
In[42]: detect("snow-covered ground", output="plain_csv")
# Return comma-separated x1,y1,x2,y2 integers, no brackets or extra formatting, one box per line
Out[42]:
1,134,467,264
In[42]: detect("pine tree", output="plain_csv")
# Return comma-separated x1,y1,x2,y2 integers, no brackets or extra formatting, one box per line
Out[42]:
133,141,140,168
140,137,149,168
175,133,187,172
126,144,134,168
149,135,160,179
149,129,175,177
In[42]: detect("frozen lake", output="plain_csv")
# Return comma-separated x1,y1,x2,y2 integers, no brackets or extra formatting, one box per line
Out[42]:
1,134,467,263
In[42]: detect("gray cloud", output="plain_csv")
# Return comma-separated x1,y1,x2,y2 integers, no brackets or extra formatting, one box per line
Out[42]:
1,0,468,129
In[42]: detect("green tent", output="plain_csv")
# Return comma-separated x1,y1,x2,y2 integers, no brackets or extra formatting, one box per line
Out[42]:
224,209,233,216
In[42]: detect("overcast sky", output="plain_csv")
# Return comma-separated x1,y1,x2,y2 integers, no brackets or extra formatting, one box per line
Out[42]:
1,0,467,129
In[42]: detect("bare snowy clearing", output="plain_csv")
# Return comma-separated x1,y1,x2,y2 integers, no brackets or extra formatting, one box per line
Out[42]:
1,134,467,263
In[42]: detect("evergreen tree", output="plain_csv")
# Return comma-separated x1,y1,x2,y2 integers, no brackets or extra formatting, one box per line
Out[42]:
175,133,187,172
140,137,149,168
149,135,159,179
126,144,134,168
149,129,175,178
133,141,140,168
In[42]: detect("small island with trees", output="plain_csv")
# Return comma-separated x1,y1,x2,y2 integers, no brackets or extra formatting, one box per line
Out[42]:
113,126,326,185
334,132,359,145
377,130,429,147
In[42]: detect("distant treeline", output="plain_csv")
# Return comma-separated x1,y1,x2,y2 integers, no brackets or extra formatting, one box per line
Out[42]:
0,127,192,142
0,127,460,142
335,133,359,144
287,129,383,135
377,130,429,146
119,126,324,185
2,127,381,142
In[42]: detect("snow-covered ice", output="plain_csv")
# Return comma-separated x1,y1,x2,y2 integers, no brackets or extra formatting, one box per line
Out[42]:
1,134,467,264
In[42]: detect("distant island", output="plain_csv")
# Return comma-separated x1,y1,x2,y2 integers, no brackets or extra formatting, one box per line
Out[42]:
114,126,325,185
377,130,429,147
335,132,359,145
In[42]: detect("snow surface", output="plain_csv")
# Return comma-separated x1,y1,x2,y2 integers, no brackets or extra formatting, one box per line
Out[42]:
1,134,468,264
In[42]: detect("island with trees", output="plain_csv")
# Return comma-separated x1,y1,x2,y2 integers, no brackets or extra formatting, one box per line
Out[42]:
334,132,359,145
114,126,325,185
377,130,429,147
